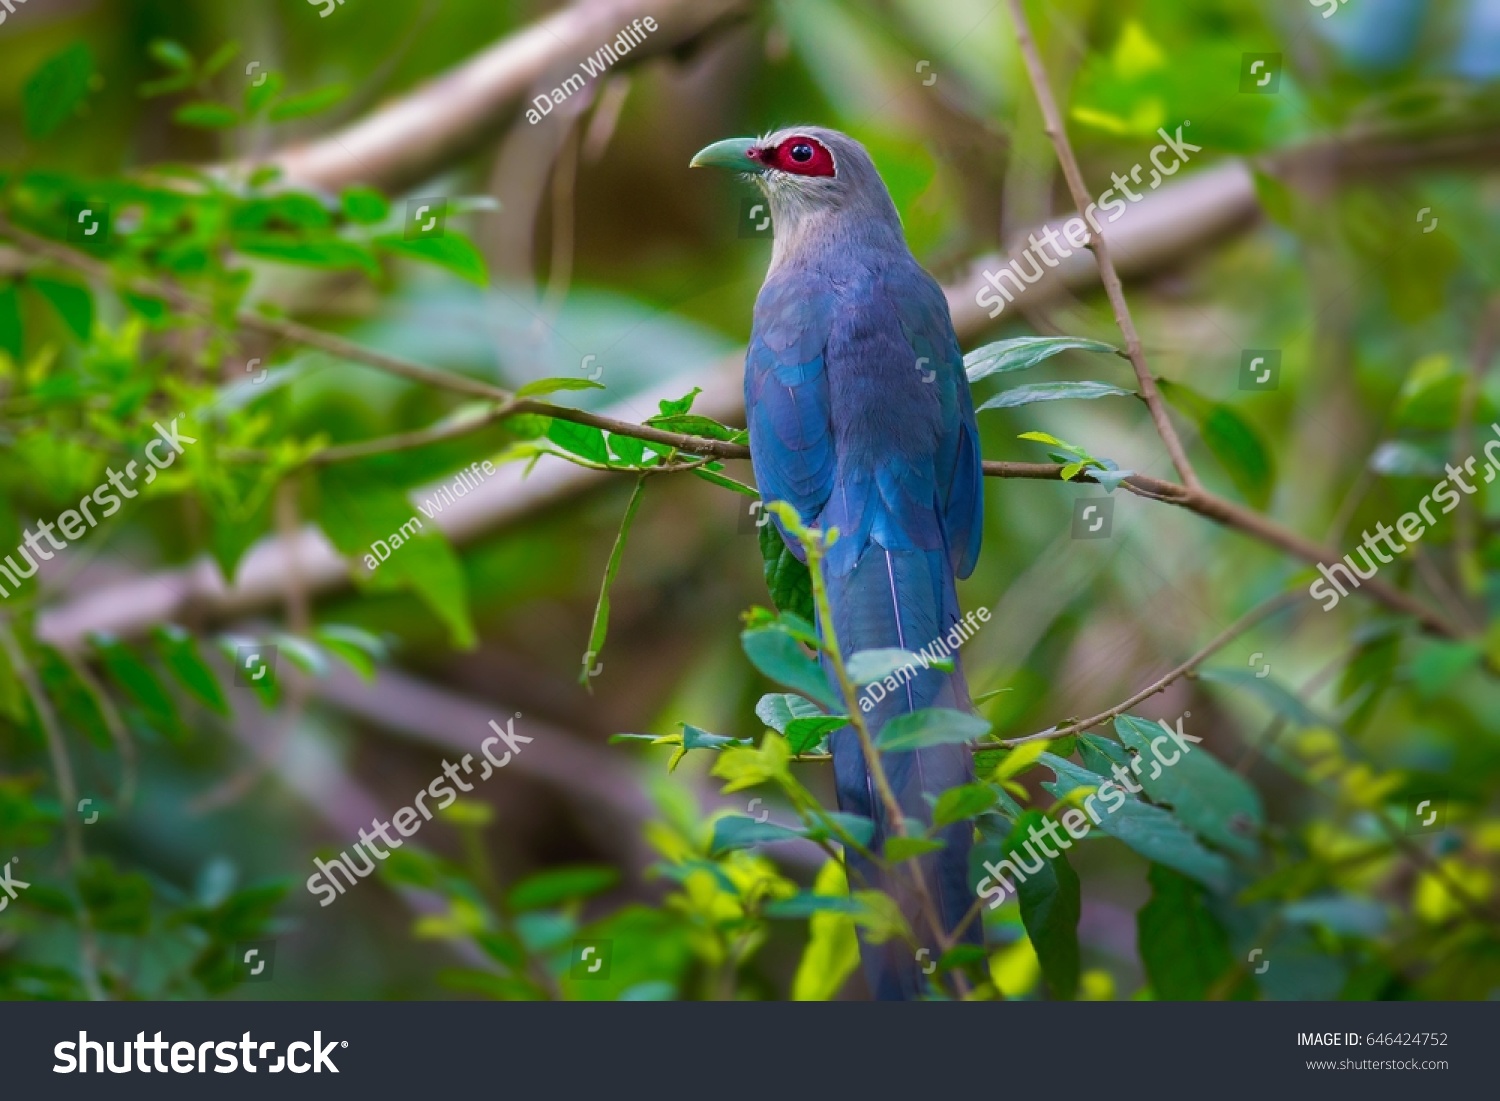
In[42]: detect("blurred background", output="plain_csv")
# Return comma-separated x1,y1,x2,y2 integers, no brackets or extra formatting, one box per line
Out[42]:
0,0,1497,1001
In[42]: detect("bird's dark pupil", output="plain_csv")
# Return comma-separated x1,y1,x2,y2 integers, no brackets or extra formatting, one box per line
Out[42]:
790,143,813,162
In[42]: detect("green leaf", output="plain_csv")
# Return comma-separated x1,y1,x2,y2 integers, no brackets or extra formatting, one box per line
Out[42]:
201,41,241,78
791,860,862,1001
516,377,606,399
884,836,945,862
740,624,839,710
681,723,746,750
314,624,387,680
875,707,990,751
767,892,869,917
270,633,330,678
340,187,390,225
977,380,1134,412
1159,380,1275,508
759,518,815,622
508,866,618,911
932,783,998,828
847,647,941,685
148,39,194,71
267,83,348,121
709,810,875,854
235,234,378,275
1017,841,1081,999
1077,731,1127,775
579,479,645,685
246,70,286,115
92,636,184,740
657,388,701,417
318,472,476,648
607,433,646,465
174,102,242,129
1039,754,1230,892
984,809,1082,999
151,625,229,717
709,734,793,793
1113,715,1263,858
709,815,804,852
784,715,844,754
545,419,609,464
24,44,96,139
1137,864,1247,999
376,234,488,286
754,692,825,733
28,277,93,341
964,336,1118,382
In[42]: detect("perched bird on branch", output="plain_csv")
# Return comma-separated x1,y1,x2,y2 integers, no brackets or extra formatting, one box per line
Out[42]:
692,127,985,998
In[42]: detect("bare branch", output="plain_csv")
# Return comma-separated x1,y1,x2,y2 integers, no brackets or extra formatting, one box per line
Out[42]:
995,589,1307,748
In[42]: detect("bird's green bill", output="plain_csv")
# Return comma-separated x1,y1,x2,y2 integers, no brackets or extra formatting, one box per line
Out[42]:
689,137,762,172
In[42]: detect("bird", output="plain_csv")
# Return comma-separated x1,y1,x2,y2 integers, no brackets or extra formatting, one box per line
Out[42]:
691,127,985,998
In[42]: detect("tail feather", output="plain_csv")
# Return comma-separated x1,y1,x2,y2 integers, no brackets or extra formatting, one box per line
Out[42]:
824,543,979,999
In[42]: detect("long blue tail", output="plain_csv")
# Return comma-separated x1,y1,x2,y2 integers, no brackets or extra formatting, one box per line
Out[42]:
824,542,979,999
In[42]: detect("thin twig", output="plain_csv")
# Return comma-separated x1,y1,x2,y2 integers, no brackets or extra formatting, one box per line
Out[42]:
1002,0,1201,492
996,589,1306,748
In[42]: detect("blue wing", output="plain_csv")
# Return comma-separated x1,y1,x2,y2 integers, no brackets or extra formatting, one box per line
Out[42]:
744,277,837,558
888,267,983,580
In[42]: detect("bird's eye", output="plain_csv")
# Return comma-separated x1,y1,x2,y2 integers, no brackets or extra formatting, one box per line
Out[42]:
789,143,814,163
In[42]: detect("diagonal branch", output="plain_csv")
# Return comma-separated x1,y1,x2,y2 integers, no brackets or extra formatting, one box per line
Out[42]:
994,589,1307,748
245,0,754,193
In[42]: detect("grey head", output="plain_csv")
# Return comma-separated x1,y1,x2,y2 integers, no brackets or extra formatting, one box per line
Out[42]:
690,125,907,266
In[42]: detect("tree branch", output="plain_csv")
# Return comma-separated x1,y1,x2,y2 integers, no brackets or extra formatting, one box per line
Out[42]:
994,589,1307,748
243,0,754,193
4,211,1462,644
